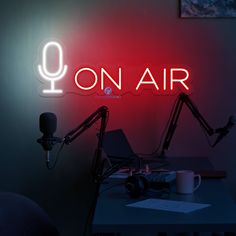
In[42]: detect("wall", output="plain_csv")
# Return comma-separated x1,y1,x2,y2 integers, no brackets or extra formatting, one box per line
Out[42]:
0,0,236,235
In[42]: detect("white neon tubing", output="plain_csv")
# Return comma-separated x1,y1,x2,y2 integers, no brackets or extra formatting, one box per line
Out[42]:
38,41,67,94
38,64,67,81
74,68,98,90
38,41,68,81
42,41,66,77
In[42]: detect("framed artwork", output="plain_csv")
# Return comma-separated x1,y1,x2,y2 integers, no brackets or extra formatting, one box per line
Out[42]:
180,0,236,18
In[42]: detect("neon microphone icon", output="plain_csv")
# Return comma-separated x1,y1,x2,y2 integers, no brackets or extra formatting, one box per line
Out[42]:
38,41,68,94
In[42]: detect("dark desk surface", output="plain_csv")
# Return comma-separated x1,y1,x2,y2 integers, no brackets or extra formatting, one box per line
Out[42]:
93,157,236,234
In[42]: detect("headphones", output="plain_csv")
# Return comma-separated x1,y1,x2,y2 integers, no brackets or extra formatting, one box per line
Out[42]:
125,174,171,198
125,174,149,198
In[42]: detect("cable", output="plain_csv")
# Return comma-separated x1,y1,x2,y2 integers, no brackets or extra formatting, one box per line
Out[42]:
46,141,65,170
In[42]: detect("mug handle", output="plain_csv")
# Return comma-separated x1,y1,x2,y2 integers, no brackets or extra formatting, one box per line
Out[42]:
193,174,201,192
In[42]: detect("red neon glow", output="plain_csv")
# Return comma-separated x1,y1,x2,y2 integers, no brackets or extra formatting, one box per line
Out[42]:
72,67,190,94
49,2,220,159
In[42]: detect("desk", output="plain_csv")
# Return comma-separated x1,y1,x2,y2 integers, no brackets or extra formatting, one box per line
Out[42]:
93,157,236,235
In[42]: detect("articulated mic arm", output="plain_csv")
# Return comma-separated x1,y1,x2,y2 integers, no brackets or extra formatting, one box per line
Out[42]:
64,106,109,182
61,106,110,236
160,93,216,157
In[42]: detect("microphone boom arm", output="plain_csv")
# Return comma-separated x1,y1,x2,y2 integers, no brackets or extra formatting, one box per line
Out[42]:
160,93,215,157
64,106,109,182
61,106,109,236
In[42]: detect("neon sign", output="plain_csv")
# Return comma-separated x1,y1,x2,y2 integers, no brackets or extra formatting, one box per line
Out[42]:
38,41,190,96
38,41,68,94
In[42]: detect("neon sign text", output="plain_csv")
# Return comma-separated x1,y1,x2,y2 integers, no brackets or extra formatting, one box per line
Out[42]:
37,41,190,96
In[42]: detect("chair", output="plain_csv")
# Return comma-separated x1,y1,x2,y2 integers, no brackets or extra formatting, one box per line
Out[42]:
0,192,59,236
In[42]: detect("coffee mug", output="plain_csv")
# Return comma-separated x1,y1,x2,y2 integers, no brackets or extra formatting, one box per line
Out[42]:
176,170,201,194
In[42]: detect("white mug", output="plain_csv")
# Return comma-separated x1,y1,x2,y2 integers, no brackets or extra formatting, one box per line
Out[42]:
176,170,201,194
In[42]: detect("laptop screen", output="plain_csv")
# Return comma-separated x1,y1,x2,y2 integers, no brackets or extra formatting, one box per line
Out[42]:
102,129,136,159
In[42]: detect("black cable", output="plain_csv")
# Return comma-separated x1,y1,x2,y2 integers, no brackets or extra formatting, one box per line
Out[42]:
46,141,65,170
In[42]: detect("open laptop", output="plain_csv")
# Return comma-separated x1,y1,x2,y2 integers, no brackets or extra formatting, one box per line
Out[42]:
101,129,169,169
101,129,139,167
101,129,172,181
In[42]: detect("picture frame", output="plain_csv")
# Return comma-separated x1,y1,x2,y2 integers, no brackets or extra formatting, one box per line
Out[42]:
180,0,236,18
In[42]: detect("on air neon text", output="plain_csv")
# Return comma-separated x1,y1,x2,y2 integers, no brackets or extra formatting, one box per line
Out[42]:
136,68,189,91
75,68,122,91
37,41,190,96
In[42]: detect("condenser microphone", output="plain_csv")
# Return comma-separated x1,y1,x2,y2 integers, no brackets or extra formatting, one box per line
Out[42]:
213,115,236,147
37,112,62,163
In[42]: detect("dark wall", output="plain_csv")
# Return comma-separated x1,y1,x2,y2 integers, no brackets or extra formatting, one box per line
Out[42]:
0,0,236,235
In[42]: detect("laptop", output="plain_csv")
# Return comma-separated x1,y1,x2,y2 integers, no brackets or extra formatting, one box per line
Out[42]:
101,129,169,169
101,129,139,167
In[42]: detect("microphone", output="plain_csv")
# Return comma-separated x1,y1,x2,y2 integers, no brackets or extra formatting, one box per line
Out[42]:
37,112,62,164
213,115,236,147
